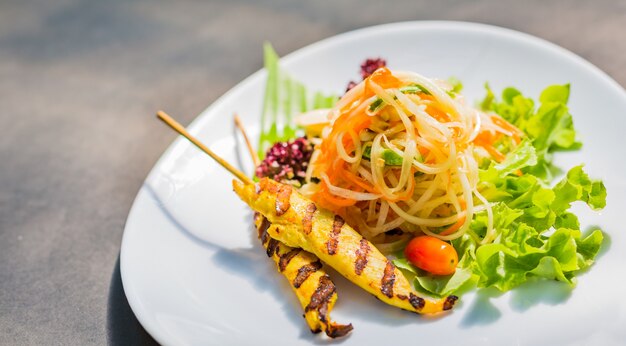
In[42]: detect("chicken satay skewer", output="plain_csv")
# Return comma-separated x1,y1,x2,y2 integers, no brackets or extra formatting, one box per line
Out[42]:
234,178,458,314
234,116,352,337
234,114,261,167
156,110,352,337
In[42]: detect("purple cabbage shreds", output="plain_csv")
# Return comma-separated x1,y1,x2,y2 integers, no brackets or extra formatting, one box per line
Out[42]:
360,58,387,79
345,57,388,92
256,137,313,186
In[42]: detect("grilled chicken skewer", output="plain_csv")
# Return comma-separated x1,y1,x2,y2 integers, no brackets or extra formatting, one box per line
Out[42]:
157,111,352,338
254,213,353,337
233,113,352,337
234,178,458,314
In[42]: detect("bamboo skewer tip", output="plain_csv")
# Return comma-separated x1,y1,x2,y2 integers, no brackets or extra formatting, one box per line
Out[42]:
234,114,261,168
156,110,254,185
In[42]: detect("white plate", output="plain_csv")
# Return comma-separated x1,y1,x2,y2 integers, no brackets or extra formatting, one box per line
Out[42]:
121,22,626,345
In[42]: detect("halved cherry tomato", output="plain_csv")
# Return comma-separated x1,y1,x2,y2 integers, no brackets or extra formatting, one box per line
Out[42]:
404,236,458,275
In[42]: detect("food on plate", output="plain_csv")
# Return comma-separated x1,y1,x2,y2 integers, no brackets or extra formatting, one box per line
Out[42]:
255,44,606,300
156,43,607,339
254,213,353,338
157,111,356,338
235,178,458,314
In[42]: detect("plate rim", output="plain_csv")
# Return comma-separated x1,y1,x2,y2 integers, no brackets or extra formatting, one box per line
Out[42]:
120,20,626,345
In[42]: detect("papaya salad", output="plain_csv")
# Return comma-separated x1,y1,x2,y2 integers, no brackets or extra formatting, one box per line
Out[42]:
226,44,607,337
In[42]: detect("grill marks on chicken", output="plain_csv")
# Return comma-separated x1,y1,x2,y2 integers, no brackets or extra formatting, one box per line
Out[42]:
266,238,279,257
259,178,293,216
303,203,316,235
275,184,292,216
306,275,335,313
293,261,323,288
443,296,458,311
397,293,426,310
235,178,458,315
254,213,352,338
279,248,301,271
307,275,353,338
326,215,344,255
354,238,370,275
380,261,396,298
258,216,271,242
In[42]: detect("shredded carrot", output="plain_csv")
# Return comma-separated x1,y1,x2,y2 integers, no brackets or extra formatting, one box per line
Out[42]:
425,103,451,123
476,139,506,162
474,129,507,162
338,168,379,193
313,89,377,212
367,67,402,90
439,216,466,236
316,183,357,208
491,114,523,144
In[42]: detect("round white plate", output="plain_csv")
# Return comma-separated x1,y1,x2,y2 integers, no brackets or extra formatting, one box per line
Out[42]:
121,22,626,346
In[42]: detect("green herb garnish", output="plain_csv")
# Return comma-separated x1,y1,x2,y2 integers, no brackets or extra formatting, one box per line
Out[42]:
362,145,404,166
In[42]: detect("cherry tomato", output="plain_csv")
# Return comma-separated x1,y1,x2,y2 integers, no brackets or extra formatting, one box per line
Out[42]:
404,236,458,275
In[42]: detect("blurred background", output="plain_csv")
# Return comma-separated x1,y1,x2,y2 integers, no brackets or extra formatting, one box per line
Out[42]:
1,0,624,344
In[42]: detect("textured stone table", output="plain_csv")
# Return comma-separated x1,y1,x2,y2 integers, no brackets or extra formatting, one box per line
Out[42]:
1,0,624,344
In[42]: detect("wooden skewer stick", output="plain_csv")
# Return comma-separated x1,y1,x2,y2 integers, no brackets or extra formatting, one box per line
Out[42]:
234,114,261,167
156,110,254,185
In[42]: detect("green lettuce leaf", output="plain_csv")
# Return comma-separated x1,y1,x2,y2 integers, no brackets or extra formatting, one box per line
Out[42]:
552,165,607,212
413,267,475,297
469,163,606,292
493,139,537,178
480,84,581,181
447,77,463,95
398,163,606,296
474,228,603,291
392,257,418,274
